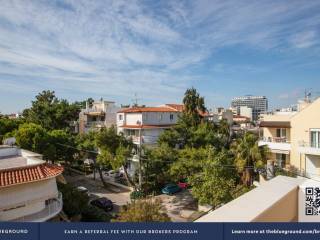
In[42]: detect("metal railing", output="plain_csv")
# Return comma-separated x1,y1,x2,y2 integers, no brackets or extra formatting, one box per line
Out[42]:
299,141,320,148
11,192,63,222
260,137,290,143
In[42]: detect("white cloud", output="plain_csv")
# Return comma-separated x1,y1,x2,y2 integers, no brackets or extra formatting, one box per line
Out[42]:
0,0,319,112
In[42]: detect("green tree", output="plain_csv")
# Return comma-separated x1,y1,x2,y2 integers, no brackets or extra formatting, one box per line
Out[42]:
182,87,206,127
95,126,134,187
143,143,178,193
231,132,269,186
190,148,237,208
115,199,170,222
0,117,24,142
23,90,80,130
169,147,207,182
14,123,50,156
48,130,76,164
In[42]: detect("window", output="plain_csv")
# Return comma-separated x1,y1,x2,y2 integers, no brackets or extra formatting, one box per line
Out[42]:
276,128,287,138
119,115,123,120
310,129,320,148
159,114,163,121
276,153,286,168
170,114,174,121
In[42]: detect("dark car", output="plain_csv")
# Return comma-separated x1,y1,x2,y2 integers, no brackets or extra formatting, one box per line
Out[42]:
161,183,181,195
90,197,113,211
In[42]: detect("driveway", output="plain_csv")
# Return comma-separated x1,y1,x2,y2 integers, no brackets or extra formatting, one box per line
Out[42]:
156,189,198,222
64,173,131,214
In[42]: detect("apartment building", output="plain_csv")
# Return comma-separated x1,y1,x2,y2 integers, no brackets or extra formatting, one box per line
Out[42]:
0,146,63,222
231,95,268,121
259,98,320,180
117,104,181,146
117,104,182,175
78,99,120,134
206,108,233,125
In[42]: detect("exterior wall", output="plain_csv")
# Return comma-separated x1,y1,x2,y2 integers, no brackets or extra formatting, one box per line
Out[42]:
0,178,59,221
142,128,164,145
125,113,143,125
290,98,320,173
79,100,119,134
142,112,178,125
263,128,291,141
253,188,298,222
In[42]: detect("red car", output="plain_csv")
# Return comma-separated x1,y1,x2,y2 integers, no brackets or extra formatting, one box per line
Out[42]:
178,178,189,189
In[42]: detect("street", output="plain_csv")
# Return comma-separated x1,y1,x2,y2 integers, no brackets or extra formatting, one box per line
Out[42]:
64,172,131,214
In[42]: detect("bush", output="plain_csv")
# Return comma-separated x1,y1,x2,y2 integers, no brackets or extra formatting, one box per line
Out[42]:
81,205,112,222
58,183,89,217
130,190,145,200
114,199,170,222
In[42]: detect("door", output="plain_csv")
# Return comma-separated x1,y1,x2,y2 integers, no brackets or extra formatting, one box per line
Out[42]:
306,155,320,180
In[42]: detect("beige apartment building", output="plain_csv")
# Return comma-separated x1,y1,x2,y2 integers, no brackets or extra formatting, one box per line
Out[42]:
78,99,120,134
259,98,320,180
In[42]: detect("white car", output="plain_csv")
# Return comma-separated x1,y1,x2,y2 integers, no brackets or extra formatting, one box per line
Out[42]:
105,170,123,178
76,186,89,196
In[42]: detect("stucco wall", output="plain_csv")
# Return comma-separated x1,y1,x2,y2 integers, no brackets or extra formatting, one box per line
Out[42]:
290,98,320,172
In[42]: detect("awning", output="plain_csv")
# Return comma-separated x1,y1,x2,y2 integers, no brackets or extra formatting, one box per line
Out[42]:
259,121,291,128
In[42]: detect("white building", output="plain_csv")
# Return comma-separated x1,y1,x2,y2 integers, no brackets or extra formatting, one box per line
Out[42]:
207,108,233,125
117,105,181,146
231,95,268,121
117,105,182,175
240,106,253,121
79,99,120,134
0,146,63,222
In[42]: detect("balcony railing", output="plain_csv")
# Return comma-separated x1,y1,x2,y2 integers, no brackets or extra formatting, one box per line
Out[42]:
12,192,63,222
259,137,290,143
126,136,158,144
298,141,320,155
85,121,105,128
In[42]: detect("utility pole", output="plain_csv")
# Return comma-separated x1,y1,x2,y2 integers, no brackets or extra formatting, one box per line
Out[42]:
138,127,142,190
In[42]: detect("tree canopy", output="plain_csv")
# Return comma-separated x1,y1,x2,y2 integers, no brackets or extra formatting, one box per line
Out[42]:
23,90,80,130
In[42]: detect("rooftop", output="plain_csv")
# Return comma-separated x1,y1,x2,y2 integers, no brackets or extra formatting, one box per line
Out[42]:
195,176,307,222
0,146,63,188
118,106,180,113
0,163,63,188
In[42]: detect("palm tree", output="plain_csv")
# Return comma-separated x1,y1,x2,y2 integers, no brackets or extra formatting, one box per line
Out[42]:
231,132,269,186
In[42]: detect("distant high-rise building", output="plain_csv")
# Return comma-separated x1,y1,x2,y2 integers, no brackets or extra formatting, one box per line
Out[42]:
231,95,268,121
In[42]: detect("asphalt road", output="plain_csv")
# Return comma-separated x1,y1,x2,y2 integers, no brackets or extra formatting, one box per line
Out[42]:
64,173,131,214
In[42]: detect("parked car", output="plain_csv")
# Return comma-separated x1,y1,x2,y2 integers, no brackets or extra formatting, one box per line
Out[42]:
76,186,89,196
90,197,113,211
161,183,181,195
105,170,123,179
178,178,189,189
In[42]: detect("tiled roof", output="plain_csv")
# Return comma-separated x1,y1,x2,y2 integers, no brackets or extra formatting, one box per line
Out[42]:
0,164,63,188
166,104,209,117
118,107,179,113
165,104,184,112
119,124,175,129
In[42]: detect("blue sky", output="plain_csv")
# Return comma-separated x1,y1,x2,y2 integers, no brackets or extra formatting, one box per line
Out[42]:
0,0,320,113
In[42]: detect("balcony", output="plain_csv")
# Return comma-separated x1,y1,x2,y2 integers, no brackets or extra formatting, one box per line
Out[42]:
85,121,105,128
126,136,158,145
12,192,63,222
258,137,291,153
298,142,320,156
